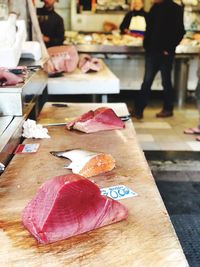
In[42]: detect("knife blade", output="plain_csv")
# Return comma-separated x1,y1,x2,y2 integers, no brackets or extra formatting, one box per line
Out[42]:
119,114,131,121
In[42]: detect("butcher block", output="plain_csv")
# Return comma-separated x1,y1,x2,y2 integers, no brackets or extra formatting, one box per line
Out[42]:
47,60,119,99
0,102,188,267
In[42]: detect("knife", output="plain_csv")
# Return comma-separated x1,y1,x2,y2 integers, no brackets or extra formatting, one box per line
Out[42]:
52,103,68,107
119,114,131,121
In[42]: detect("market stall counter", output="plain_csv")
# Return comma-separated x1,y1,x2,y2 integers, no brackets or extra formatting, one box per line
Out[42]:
0,66,48,171
0,102,188,266
0,68,47,116
76,44,199,107
64,30,200,107
47,60,120,103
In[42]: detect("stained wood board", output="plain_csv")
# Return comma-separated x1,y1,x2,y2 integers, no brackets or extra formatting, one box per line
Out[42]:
0,103,188,267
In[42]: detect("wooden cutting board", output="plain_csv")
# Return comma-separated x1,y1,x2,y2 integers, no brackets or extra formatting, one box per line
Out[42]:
0,103,188,267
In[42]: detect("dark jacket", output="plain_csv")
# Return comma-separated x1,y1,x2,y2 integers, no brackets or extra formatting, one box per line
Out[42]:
120,9,147,34
37,7,64,48
143,0,185,53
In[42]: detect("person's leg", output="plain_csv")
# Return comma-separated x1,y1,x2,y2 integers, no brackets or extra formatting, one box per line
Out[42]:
158,53,174,115
134,53,159,118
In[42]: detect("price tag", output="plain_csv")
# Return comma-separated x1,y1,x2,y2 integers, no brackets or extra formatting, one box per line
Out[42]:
15,144,40,154
101,185,138,200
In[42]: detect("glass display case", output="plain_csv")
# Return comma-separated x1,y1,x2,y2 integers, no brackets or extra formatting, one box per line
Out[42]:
76,0,129,13
184,2,200,31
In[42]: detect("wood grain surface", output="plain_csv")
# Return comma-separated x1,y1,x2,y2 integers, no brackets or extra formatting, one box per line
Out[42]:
0,103,188,267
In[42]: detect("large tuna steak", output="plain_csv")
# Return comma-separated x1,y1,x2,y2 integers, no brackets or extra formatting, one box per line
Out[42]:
44,45,79,74
22,174,128,244
66,107,125,133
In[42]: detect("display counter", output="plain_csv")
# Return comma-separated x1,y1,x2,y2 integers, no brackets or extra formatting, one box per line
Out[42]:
73,43,199,108
0,116,25,170
47,60,119,103
0,67,48,171
0,102,188,266
76,44,199,56
76,44,144,54
0,67,47,116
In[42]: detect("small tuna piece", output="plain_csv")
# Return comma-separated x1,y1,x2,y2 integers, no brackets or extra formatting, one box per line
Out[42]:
66,107,125,133
51,149,116,178
22,174,128,244
78,54,92,69
78,54,102,73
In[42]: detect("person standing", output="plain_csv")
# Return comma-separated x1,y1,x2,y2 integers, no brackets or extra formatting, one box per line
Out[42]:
120,0,146,35
37,0,64,48
184,58,200,140
134,0,185,119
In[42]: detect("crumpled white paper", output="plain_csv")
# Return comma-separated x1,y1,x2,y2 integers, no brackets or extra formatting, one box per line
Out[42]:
22,119,50,139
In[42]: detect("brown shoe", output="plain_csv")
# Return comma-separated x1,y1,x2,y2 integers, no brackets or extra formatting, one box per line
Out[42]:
156,110,173,118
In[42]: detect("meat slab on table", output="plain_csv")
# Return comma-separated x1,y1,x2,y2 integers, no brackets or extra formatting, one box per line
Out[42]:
51,149,116,178
22,174,128,244
78,54,102,73
66,107,125,133
44,45,79,74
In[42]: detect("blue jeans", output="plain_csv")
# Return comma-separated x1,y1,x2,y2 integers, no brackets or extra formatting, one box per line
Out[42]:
135,52,175,115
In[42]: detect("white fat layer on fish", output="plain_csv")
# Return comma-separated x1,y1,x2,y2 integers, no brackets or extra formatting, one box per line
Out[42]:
66,154,99,174
61,149,98,161
73,122,90,133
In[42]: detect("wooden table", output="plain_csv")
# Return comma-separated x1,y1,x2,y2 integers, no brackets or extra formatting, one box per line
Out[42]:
0,103,188,267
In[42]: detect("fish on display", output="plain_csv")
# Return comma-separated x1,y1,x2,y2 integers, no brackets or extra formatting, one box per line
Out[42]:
22,174,128,244
43,45,79,74
0,68,23,86
50,149,116,178
66,107,125,133
78,54,102,73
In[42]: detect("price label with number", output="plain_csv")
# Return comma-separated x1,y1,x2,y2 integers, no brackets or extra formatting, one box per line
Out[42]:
101,185,138,200
15,144,40,154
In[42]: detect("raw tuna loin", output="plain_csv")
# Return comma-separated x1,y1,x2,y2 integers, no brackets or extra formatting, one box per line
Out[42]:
43,45,79,74
66,107,125,133
22,174,128,244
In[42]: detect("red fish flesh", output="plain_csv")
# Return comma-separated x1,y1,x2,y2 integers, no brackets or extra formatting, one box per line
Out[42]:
66,107,125,133
22,174,128,244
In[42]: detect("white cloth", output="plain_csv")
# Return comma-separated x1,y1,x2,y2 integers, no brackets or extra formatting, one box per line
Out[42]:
22,119,50,139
